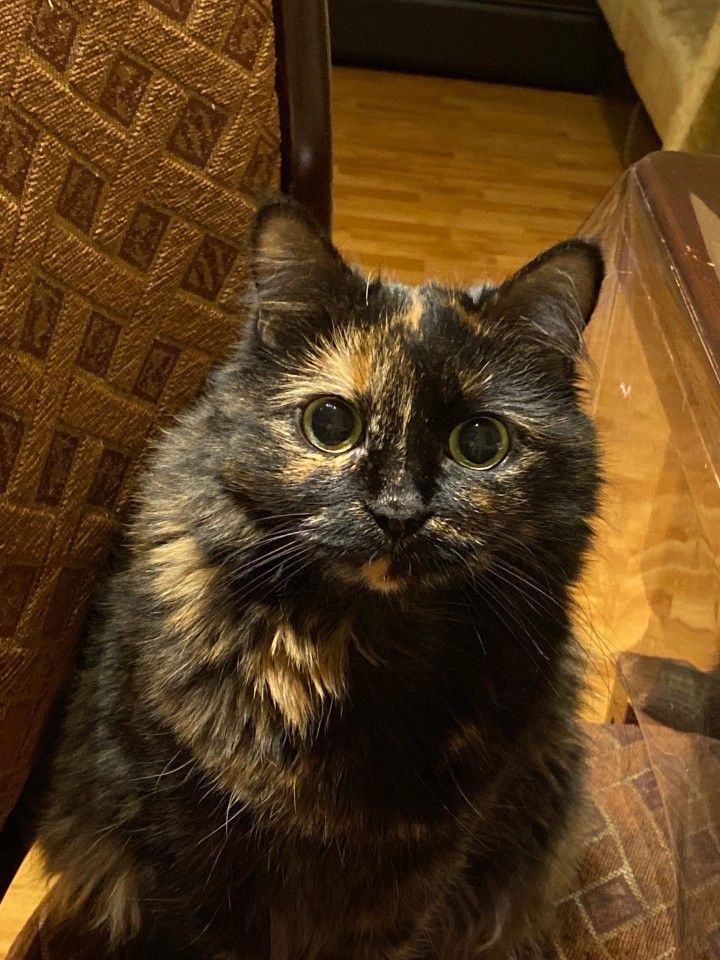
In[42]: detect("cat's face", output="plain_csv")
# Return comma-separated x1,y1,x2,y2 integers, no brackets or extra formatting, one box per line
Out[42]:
210,200,602,597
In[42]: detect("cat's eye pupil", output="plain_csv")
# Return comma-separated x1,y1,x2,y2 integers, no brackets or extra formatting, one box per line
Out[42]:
302,397,362,452
312,399,354,446
449,416,509,469
458,420,501,463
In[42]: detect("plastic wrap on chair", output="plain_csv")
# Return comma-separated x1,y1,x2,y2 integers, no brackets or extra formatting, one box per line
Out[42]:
579,152,720,958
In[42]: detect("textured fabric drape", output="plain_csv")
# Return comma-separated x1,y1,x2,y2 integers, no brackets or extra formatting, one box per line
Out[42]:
598,0,720,152
0,0,280,832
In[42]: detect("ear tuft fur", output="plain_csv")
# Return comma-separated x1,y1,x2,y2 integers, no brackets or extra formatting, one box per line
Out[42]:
250,197,351,347
494,238,605,359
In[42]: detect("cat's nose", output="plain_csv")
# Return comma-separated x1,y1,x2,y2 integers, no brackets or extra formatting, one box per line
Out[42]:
365,499,430,542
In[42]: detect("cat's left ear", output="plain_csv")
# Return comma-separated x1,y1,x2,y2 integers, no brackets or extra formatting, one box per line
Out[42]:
249,197,354,347
495,239,604,359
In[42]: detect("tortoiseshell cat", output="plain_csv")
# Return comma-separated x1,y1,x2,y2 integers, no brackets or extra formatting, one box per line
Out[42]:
41,198,603,959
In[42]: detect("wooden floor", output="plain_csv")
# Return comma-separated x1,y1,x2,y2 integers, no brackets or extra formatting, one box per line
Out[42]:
332,67,621,285
0,68,622,956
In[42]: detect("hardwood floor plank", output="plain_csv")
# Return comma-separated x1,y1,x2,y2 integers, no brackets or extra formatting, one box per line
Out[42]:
332,67,621,284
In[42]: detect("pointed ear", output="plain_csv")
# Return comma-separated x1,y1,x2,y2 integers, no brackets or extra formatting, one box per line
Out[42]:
494,239,604,359
249,197,353,347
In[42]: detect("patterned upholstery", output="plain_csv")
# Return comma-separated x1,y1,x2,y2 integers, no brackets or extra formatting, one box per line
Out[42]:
554,725,677,959
7,724,720,959
553,723,720,959
0,0,280,831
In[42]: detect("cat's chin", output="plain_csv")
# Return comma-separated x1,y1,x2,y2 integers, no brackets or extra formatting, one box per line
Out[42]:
332,555,452,595
360,558,407,594
332,556,409,595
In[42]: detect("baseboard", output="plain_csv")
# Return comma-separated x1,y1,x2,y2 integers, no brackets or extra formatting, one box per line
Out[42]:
329,0,612,92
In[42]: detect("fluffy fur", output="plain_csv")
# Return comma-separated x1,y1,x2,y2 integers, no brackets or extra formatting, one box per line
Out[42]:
41,198,604,959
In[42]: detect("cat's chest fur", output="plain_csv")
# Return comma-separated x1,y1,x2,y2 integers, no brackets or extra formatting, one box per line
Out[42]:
145,589,542,843
130,600,561,960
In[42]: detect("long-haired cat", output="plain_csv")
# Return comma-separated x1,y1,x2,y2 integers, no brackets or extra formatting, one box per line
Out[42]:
41,198,603,959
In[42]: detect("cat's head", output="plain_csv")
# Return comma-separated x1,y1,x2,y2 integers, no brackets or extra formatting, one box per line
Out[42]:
201,198,603,598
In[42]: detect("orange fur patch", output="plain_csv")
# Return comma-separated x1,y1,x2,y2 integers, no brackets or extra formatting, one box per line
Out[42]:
274,331,374,407
312,337,369,397
361,558,405,594
147,535,215,632
400,290,423,333
251,617,350,734
350,348,372,394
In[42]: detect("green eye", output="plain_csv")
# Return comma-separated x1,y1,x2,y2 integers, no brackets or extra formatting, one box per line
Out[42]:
301,396,363,453
448,416,510,469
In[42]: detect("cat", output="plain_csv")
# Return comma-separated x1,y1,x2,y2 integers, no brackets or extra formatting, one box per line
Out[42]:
40,197,603,960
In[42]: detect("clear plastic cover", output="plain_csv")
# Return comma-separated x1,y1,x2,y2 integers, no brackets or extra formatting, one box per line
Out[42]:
580,153,720,957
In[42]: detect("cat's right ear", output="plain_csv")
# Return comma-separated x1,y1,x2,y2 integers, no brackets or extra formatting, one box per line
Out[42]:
249,197,352,348
493,239,604,361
